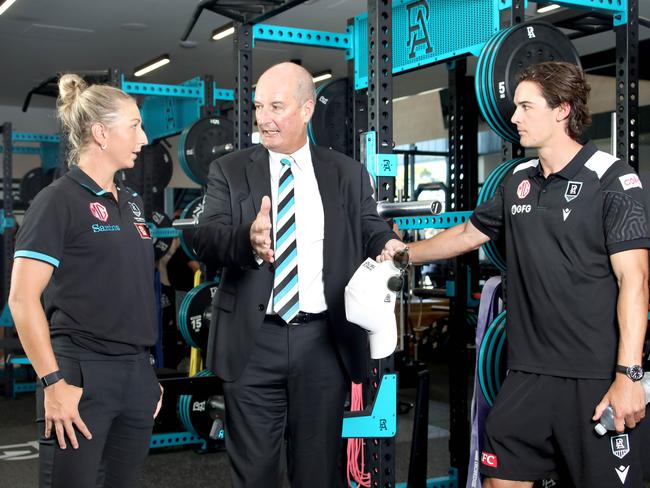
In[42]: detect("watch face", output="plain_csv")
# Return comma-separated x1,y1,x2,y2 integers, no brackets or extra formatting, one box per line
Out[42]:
628,365,644,381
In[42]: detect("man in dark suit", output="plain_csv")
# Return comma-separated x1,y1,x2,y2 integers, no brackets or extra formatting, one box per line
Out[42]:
192,62,402,488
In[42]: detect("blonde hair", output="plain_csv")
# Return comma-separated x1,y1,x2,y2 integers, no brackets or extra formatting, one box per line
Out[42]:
57,73,135,166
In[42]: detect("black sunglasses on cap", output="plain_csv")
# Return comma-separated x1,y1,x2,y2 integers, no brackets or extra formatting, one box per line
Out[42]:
387,247,410,292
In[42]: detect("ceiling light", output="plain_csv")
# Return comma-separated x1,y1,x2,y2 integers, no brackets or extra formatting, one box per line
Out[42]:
537,3,561,13
312,70,332,84
212,23,235,41
134,54,170,77
0,0,19,16
120,22,148,31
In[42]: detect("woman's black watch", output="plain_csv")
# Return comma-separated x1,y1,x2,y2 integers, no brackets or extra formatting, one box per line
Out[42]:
615,364,644,382
40,370,64,388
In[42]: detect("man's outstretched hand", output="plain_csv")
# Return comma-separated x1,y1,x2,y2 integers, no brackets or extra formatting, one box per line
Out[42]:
250,196,274,263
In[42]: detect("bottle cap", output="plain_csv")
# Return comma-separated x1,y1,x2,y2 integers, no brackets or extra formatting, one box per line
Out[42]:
594,423,607,436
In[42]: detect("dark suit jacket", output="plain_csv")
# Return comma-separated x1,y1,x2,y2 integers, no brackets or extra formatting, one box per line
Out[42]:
192,143,397,383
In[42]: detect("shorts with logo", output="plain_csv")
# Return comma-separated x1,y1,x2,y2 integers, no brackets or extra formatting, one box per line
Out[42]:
479,371,645,487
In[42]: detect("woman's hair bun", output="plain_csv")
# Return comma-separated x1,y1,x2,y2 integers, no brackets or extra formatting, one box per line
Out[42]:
57,73,88,107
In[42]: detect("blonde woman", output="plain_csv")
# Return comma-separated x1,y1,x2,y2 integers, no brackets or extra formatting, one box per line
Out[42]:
9,74,162,488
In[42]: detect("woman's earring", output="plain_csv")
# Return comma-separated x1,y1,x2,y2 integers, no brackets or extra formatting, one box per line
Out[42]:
100,144,107,150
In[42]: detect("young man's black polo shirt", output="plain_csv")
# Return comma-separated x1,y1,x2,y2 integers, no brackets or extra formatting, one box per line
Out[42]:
14,165,158,355
471,141,650,379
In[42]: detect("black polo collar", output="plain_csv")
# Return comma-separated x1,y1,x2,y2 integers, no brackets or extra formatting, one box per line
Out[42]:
67,165,136,198
527,141,599,180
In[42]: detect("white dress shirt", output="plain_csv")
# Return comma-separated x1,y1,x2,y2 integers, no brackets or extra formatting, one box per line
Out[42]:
266,141,327,314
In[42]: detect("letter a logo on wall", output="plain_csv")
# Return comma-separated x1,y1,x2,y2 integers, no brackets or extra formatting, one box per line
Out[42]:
89,202,109,222
407,0,433,59
564,181,582,202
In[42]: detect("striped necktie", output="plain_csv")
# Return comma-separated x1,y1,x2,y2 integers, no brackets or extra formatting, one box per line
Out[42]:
273,157,300,323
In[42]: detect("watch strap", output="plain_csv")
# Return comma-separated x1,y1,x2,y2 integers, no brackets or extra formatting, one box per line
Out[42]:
615,364,644,381
40,370,64,388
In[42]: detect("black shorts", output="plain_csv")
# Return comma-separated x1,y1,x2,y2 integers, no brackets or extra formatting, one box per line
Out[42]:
479,371,645,487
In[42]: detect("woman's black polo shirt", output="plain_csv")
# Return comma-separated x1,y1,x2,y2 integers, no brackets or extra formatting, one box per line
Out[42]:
471,142,650,379
14,165,157,354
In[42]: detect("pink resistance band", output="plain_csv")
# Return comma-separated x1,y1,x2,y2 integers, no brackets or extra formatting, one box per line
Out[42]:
347,382,371,487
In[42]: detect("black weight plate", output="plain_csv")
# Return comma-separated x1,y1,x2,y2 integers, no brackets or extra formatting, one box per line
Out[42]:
179,117,234,186
478,26,518,142
178,369,225,442
180,196,204,261
490,22,581,141
20,167,55,205
150,209,173,261
178,280,218,350
117,142,173,198
477,311,507,407
477,158,525,271
308,78,351,155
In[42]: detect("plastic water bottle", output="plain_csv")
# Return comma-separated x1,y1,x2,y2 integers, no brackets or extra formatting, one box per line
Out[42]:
594,372,650,436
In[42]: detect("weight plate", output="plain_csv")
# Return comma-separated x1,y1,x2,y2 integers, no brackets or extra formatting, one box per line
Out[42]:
308,78,351,155
178,117,234,186
489,22,581,142
177,369,225,442
20,167,55,205
477,158,526,272
477,311,507,407
117,142,173,197
484,27,520,141
180,196,204,261
178,280,218,350
477,158,524,206
150,209,173,261
476,26,514,142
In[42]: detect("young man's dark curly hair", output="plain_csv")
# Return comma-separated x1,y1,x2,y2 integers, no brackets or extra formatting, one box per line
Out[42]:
517,61,592,141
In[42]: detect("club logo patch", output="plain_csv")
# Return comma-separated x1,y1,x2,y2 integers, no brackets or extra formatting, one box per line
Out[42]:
481,451,498,468
128,202,142,218
89,202,109,222
134,223,151,239
564,181,582,202
611,434,630,459
619,173,642,191
517,180,531,199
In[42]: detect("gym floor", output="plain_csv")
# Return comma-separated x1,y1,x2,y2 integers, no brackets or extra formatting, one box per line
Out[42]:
0,365,453,488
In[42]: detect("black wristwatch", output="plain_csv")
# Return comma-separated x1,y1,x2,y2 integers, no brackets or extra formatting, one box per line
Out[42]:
40,370,64,388
615,364,644,382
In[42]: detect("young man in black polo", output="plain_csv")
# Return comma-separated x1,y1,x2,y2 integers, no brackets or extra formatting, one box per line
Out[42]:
378,61,649,487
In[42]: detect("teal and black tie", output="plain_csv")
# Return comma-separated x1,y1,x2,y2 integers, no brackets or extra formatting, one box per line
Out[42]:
273,157,300,323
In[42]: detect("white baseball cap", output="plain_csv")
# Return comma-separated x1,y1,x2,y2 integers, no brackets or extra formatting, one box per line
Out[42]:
345,258,398,359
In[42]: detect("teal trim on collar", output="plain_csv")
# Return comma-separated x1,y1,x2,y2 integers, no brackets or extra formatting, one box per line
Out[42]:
14,250,60,268
68,166,115,196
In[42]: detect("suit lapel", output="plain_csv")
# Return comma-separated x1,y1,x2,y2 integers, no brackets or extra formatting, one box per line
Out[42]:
311,145,339,268
245,145,272,214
